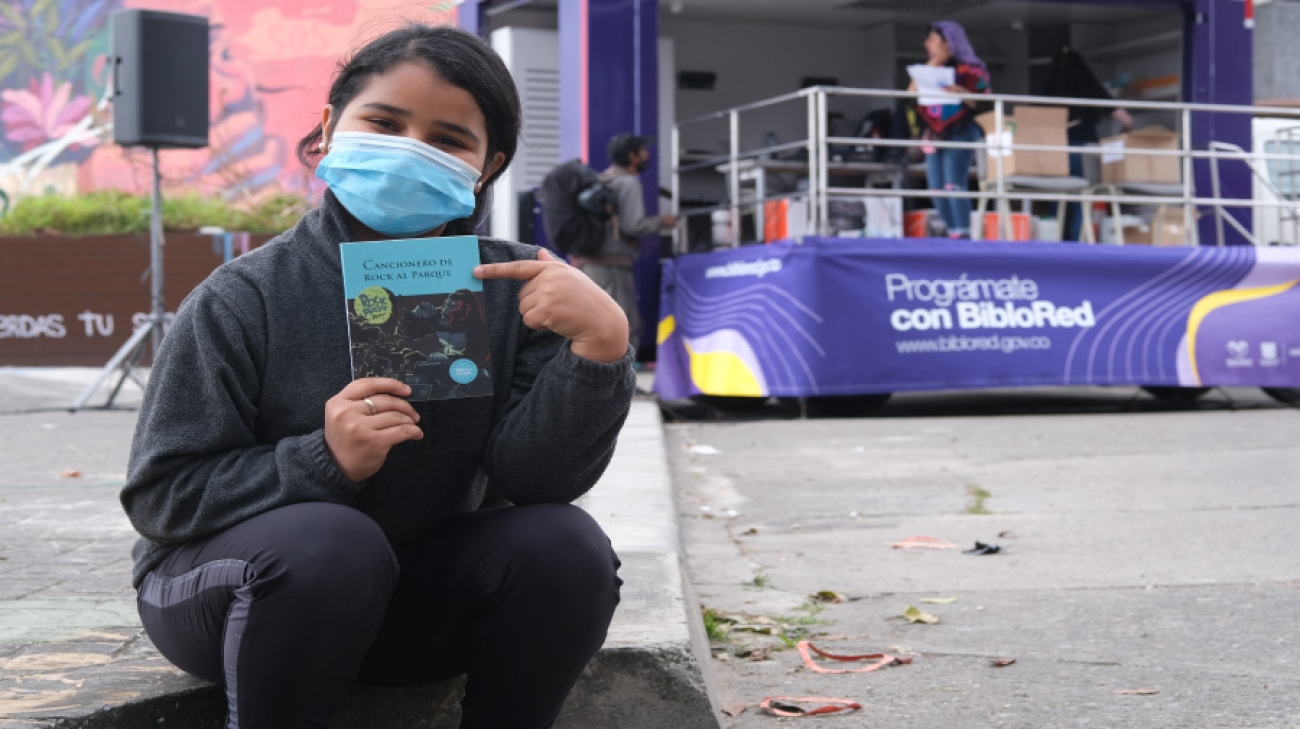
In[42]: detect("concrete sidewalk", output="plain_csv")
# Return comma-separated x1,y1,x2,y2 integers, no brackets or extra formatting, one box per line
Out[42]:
667,388,1300,729
0,369,719,729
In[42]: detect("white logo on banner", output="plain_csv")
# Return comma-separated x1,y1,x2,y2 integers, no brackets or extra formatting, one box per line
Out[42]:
704,259,784,279
1226,340,1253,368
881,272,1094,333
1260,341,1281,367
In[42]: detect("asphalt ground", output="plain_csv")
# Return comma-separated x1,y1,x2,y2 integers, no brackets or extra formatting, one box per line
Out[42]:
665,386,1300,729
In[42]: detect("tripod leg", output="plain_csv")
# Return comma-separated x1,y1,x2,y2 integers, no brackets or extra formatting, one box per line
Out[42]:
103,341,149,408
69,322,154,411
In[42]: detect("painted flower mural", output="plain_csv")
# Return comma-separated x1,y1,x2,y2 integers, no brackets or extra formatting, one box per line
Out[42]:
2,72,96,152
1,0,454,200
0,0,118,194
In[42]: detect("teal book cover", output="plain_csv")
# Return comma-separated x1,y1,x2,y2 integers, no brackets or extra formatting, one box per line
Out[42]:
339,236,492,401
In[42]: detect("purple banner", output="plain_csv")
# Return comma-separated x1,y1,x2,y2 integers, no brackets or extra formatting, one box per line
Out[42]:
654,238,1300,400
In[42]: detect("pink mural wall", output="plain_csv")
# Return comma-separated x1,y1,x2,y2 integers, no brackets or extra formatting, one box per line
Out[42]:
0,0,458,201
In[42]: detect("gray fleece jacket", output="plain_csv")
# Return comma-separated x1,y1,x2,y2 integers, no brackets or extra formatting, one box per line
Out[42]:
121,192,636,587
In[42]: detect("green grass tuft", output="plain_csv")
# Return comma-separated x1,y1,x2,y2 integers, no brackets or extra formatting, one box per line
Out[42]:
965,484,992,515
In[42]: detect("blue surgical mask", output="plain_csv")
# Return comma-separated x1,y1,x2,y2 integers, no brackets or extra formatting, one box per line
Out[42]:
316,131,481,237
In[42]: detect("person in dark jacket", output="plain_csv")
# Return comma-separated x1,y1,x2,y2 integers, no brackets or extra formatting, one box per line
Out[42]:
571,133,676,350
121,24,634,729
909,21,992,238
1044,47,1135,240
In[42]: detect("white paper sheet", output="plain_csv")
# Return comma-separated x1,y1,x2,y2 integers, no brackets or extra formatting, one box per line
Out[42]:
987,131,1015,159
908,64,957,106
1101,139,1126,164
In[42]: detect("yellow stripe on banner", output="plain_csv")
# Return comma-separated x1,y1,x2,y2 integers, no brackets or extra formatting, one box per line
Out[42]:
1186,279,1298,384
657,316,676,346
684,342,765,397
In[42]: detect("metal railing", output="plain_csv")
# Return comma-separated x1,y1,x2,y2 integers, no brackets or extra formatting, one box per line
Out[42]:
670,86,1300,254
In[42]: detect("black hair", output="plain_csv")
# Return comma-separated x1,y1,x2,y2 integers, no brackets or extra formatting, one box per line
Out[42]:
609,133,654,168
1045,47,1110,101
297,24,521,236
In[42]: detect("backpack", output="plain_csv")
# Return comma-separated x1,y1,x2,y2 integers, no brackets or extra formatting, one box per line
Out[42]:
538,159,616,257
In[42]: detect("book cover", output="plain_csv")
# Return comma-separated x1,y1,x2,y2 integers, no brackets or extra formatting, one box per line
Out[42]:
340,235,492,401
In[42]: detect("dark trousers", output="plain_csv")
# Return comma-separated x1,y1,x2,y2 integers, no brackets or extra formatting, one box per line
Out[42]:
137,502,622,729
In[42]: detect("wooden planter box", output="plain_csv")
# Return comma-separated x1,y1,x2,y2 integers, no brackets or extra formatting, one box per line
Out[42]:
0,233,276,367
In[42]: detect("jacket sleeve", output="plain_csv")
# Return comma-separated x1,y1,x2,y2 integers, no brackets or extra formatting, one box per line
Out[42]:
962,66,994,115
612,176,664,239
120,284,360,546
482,322,636,505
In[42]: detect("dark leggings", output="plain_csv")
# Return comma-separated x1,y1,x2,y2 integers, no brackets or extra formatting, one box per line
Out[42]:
137,502,622,729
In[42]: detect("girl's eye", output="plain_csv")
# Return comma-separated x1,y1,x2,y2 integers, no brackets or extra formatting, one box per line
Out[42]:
368,118,399,132
433,137,464,149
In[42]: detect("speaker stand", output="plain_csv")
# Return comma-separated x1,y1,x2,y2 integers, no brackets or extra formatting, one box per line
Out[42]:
71,146,167,411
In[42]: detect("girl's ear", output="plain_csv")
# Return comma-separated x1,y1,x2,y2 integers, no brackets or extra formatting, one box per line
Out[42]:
478,151,507,191
318,105,335,151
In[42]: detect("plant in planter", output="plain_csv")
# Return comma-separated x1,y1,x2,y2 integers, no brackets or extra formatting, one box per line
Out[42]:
0,189,309,236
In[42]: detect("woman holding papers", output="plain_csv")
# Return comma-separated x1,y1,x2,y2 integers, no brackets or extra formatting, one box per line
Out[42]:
120,24,634,729
907,21,991,238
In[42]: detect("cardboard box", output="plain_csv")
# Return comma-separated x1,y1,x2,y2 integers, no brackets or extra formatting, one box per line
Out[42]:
1101,126,1181,184
1116,206,1189,246
1150,205,1189,246
1100,214,1146,244
1121,222,1152,245
976,106,1070,178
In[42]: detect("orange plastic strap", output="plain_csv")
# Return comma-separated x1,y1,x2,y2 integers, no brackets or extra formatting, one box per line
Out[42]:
892,535,958,550
797,640,914,674
759,696,863,717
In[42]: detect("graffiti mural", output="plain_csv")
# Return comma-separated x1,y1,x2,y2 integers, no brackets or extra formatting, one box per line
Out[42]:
0,0,458,201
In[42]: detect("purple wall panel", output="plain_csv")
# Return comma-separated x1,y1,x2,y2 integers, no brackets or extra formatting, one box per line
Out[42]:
1186,0,1253,245
560,0,584,162
456,0,486,37
561,0,662,355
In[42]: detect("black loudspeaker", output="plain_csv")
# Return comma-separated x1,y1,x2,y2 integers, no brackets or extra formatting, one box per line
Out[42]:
110,9,209,148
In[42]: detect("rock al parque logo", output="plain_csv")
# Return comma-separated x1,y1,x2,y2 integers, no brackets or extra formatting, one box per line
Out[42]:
1226,340,1253,367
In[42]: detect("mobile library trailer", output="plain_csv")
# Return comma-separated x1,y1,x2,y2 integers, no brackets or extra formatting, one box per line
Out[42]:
460,0,1300,407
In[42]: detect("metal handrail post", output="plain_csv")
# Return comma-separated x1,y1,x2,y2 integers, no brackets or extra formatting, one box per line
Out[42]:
1207,141,1266,246
671,124,682,255
1284,127,1294,244
1182,108,1199,246
806,92,819,237
817,89,830,237
729,109,740,248
995,99,1008,241
1210,140,1225,242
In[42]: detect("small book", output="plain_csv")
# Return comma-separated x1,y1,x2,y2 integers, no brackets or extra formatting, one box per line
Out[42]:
340,235,492,401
